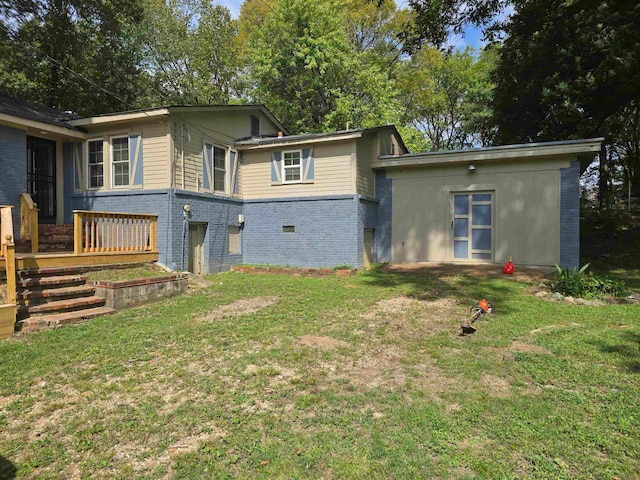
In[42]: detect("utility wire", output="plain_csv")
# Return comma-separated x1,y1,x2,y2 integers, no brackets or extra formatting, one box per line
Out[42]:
0,22,246,145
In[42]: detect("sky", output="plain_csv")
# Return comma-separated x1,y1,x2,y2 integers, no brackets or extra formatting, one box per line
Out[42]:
216,0,487,50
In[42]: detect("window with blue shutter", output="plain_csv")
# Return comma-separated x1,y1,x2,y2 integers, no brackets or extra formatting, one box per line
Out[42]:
129,133,143,186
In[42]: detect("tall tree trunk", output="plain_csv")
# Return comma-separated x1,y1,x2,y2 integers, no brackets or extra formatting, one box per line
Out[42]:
599,142,610,207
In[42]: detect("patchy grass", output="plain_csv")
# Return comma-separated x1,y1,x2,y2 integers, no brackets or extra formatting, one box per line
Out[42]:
0,267,639,478
87,263,171,282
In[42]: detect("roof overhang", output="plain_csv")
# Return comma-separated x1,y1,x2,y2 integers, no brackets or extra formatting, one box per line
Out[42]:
372,138,604,171
0,112,87,139
236,131,363,150
66,108,170,127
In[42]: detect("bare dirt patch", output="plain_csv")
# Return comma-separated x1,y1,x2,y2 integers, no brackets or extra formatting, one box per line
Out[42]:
530,323,583,334
482,374,512,398
298,335,349,350
198,296,278,321
385,262,553,283
362,296,461,338
509,341,551,355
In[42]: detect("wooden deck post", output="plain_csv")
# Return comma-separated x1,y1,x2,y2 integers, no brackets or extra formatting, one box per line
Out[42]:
19,193,39,253
5,240,16,307
150,217,158,252
73,211,83,255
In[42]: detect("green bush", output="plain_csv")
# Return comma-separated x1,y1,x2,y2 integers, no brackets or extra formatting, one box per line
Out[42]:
549,263,627,299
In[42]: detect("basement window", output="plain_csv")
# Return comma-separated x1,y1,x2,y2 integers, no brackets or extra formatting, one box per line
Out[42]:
283,226,295,233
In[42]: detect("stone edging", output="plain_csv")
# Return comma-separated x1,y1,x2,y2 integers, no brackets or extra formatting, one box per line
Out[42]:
231,265,355,277
92,274,188,289
534,289,640,305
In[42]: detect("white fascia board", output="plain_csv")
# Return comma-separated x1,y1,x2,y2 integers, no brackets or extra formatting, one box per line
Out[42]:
236,132,362,150
372,138,604,169
66,108,170,127
0,113,87,140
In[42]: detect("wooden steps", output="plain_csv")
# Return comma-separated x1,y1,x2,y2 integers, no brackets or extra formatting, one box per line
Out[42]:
15,224,74,253
15,266,115,333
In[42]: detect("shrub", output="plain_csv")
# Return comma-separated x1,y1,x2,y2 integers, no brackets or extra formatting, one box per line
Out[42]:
549,263,627,299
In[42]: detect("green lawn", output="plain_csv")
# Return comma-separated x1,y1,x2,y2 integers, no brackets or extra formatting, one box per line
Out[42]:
0,267,638,479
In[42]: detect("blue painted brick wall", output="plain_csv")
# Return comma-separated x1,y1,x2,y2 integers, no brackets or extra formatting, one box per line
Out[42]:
560,161,580,270
243,196,359,268
173,190,243,273
0,125,27,237
72,189,243,273
375,170,392,263
62,143,75,224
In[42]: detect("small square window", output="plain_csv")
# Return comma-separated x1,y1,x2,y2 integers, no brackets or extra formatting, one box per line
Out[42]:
283,226,295,233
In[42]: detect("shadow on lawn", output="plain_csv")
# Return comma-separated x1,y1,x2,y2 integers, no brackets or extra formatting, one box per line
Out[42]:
589,331,640,374
0,454,16,479
359,264,521,315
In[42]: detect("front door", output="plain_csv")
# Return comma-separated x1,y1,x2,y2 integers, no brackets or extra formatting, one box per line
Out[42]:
27,136,57,223
452,192,493,261
363,228,375,267
188,223,206,275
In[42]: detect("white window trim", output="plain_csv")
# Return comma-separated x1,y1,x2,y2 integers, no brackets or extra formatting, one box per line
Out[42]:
282,149,302,184
212,144,227,194
451,191,494,261
110,135,131,189
86,138,104,191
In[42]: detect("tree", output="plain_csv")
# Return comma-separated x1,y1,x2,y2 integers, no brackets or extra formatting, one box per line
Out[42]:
397,46,495,151
0,0,148,115
400,0,509,52
244,0,400,134
491,0,640,203
141,0,238,105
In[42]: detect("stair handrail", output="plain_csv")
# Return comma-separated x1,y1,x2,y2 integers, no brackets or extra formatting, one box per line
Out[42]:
0,205,14,258
19,193,39,253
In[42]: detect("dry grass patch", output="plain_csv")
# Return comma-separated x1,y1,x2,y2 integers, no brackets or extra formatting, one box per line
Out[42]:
297,335,348,350
197,296,278,321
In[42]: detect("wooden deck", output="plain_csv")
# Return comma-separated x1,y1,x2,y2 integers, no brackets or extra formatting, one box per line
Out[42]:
1,250,158,272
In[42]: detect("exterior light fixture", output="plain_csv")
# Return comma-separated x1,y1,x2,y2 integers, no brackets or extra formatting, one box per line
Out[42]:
468,164,477,172
183,204,191,214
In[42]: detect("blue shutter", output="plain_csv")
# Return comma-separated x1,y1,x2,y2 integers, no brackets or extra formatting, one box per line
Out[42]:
302,147,314,181
129,133,143,186
230,150,239,195
74,143,84,190
271,151,282,183
202,143,212,191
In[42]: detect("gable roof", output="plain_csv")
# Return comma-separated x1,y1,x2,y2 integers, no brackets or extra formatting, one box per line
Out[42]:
67,104,289,134
0,94,81,130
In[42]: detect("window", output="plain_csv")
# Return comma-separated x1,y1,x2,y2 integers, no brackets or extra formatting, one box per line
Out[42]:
213,145,226,192
282,150,301,183
250,115,260,137
111,136,130,187
283,225,295,233
88,139,104,188
228,225,241,254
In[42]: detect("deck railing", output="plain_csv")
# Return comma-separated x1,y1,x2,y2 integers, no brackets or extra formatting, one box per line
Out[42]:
20,193,39,253
73,210,158,255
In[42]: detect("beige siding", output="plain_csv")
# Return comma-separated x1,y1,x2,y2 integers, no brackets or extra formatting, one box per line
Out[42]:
389,158,573,266
142,121,170,188
241,140,356,199
77,119,170,191
356,134,376,198
170,111,268,197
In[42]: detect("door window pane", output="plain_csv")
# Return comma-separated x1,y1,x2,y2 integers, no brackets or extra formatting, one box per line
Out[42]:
472,229,492,250
454,240,468,258
472,204,492,225
454,195,469,215
472,253,492,260
454,218,469,238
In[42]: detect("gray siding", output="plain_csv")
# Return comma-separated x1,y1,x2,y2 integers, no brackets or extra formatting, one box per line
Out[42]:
560,161,581,270
375,170,392,263
0,125,27,237
243,195,359,268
